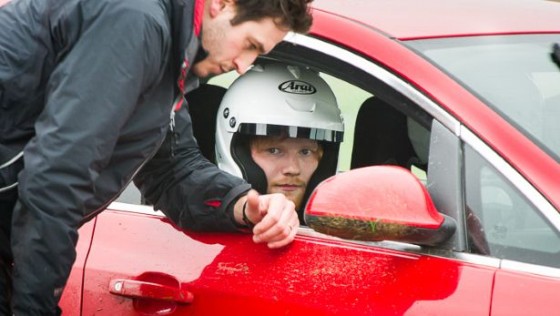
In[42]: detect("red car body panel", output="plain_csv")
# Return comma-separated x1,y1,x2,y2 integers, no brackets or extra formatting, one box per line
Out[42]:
312,0,560,40
491,269,560,316
79,209,494,315
308,4,560,211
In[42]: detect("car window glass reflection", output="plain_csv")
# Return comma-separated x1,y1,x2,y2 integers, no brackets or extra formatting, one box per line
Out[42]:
464,144,560,268
409,34,560,162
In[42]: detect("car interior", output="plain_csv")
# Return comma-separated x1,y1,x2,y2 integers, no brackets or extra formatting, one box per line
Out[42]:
351,96,428,171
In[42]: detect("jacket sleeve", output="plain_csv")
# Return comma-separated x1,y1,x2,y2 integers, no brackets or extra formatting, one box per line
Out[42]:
10,3,170,313
134,104,252,232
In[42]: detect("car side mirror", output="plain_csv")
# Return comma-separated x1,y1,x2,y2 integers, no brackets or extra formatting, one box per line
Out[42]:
304,166,456,246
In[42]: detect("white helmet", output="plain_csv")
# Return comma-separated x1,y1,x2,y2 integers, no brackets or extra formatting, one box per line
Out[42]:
215,61,344,217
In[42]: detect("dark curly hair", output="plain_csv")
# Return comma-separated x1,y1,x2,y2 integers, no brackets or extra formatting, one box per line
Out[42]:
231,0,313,34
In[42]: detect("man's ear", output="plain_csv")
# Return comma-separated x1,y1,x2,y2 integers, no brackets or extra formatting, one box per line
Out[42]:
209,0,234,18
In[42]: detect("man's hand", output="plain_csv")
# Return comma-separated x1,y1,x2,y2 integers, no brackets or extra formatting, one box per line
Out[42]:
234,190,299,248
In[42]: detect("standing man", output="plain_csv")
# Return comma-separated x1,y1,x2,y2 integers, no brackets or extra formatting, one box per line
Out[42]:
0,0,312,314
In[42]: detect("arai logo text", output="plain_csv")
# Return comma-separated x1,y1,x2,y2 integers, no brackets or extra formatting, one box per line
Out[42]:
278,80,317,94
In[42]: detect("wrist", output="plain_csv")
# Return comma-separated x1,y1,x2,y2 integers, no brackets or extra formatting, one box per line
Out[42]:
232,195,252,230
241,200,255,228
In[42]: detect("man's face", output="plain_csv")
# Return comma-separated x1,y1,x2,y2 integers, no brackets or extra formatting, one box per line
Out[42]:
250,136,323,210
193,0,288,78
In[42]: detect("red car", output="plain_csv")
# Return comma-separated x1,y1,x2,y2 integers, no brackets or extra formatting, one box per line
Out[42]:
60,0,560,315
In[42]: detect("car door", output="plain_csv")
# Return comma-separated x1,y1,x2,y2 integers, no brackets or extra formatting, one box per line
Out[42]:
80,203,220,315
79,203,494,315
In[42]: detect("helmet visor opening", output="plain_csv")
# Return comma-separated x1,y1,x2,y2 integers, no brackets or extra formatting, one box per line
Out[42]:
237,123,343,143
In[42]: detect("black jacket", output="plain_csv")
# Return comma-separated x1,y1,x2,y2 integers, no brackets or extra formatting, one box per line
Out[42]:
0,0,249,313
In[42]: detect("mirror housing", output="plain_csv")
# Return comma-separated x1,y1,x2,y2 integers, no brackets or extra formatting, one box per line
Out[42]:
304,166,456,246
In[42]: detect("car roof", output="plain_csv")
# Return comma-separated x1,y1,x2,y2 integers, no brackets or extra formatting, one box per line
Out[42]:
311,0,560,40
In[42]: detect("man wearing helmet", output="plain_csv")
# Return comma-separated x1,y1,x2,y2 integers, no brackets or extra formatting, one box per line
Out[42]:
0,0,312,314
215,61,344,223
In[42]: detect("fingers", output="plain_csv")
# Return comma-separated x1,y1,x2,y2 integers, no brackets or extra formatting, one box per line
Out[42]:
244,190,262,225
241,191,299,248
263,218,299,249
252,193,299,248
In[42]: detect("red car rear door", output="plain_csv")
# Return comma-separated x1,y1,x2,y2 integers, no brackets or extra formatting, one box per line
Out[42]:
491,267,560,315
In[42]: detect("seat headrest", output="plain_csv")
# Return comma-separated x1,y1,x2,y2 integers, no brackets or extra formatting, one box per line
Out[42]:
351,97,426,170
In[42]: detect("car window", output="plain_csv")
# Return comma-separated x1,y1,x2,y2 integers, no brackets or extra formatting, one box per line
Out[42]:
408,34,560,162
464,144,560,268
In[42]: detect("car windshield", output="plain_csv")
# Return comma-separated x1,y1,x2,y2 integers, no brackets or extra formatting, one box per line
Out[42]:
407,34,560,162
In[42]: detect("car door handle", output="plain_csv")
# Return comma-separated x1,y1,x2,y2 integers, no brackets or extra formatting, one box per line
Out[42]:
109,279,194,304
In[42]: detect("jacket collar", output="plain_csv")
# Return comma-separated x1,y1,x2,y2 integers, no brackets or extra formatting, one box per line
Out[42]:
170,0,204,77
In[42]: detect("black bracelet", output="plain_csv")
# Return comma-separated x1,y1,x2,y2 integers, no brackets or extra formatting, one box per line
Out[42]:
242,200,255,228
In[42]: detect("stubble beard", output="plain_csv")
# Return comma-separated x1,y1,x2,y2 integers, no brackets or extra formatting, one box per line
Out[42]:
192,19,227,78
